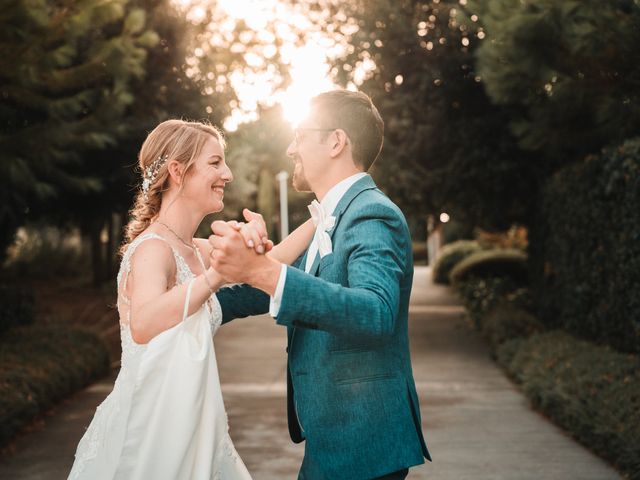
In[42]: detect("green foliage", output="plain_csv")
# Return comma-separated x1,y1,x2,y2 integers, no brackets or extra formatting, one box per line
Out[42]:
0,0,157,255
475,225,528,250
473,0,640,162
1,0,251,276
482,302,543,351
0,286,34,335
0,325,110,447
441,219,475,245
450,248,527,284
432,239,481,284
498,332,640,479
44,0,230,224
533,137,640,353
454,274,528,327
332,0,538,228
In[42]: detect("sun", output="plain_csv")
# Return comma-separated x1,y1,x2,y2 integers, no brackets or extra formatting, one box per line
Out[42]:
173,0,375,130
275,43,338,126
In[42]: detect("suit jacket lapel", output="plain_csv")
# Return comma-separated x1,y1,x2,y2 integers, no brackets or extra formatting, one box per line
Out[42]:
308,252,321,276
307,175,378,277
289,175,378,350
331,174,377,231
298,248,310,272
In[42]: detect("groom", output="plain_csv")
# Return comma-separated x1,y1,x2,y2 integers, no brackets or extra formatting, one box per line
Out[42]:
212,90,431,479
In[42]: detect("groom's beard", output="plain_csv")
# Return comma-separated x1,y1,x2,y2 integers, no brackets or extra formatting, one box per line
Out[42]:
292,163,312,192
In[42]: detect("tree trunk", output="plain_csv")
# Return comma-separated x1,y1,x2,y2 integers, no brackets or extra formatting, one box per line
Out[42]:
89,220,104,287
106,214,114,279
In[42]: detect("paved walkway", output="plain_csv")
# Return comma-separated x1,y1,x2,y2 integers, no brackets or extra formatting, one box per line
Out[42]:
0,267,621,479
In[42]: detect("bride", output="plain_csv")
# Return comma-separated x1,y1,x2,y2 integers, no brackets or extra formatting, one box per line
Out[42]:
68,119,314,479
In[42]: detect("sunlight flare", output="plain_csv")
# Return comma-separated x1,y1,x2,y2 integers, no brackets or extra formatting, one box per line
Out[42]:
172,0,375,130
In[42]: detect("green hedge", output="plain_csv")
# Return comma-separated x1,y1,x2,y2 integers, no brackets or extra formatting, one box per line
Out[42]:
0,325,110,447
432,240,481,285
454,274,530,328
498,332,640,479
449,248,527,284
481,303,544,352
0,286,34,335
533,137,640,353
456,262,638,478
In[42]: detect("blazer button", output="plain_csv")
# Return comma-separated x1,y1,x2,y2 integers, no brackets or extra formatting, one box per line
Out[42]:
285,346,289,353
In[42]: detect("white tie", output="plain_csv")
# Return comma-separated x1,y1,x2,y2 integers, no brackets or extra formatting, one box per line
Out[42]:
306,199,336,272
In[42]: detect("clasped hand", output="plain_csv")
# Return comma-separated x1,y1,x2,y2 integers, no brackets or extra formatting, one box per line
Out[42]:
208,208,273,283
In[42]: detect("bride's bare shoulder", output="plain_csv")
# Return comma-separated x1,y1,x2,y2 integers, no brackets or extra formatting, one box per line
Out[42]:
128,233,176,274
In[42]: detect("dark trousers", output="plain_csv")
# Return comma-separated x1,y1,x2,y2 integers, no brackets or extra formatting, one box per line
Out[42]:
374,468,409,480
299,467,409,480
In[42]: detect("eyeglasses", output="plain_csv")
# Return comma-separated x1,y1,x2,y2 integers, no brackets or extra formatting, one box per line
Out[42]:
293,127,337,144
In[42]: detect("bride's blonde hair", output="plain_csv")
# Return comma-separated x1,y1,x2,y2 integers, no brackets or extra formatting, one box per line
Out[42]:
121,119,225,254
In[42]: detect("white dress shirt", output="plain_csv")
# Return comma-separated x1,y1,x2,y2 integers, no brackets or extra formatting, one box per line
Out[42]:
269,172,368,317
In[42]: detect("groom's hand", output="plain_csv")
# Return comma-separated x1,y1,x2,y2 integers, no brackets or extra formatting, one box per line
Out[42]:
209,221,281,295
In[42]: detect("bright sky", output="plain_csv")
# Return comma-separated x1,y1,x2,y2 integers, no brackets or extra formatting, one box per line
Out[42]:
172,0,374,131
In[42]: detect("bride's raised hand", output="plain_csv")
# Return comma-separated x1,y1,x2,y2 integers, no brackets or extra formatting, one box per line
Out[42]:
224,218,273,255
242,208,271,246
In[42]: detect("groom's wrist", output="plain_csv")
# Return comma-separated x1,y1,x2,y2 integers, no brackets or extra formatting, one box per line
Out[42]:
247,256,281,296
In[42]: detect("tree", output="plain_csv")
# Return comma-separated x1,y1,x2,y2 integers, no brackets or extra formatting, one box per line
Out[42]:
469,0,640,329
472,0,640,163
327,0,538,229
0,0,159,260
56,0,238,283
1,0,255,282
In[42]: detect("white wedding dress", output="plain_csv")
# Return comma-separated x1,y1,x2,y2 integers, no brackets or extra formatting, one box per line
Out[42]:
68,233,252,480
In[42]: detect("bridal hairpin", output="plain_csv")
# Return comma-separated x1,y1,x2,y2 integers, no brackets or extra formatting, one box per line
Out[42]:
142,154,169,200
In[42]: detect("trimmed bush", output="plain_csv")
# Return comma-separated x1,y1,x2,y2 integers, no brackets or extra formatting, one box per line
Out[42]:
0,286,34,335
533,137,640,353
498,332,640,479
432,240,481,285
482,302,544,351
476,225,528,250
0,325,110,447
441,219,475,245
450,248,528,284
454,275,526,327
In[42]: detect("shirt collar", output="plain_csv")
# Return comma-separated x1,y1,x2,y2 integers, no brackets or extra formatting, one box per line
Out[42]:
319,172,368,216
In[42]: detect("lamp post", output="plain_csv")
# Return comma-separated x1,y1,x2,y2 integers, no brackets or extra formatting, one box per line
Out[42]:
276,170,289,240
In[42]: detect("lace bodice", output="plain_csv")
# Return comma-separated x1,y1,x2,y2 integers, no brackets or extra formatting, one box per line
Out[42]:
116,233,222,365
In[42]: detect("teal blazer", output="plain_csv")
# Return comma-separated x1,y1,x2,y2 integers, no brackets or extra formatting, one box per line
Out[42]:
217,175,430,479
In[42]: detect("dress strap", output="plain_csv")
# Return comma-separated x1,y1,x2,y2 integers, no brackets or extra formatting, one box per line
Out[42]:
182,279,195,321
193,243,209,273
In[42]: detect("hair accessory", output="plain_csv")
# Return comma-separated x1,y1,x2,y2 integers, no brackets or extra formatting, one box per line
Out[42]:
142,154,168,200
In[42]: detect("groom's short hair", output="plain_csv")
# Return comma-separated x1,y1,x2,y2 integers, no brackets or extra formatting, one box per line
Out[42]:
310,90,384,171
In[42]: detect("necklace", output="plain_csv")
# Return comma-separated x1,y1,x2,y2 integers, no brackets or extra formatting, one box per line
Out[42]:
156,220,215,302
156,220,197,252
